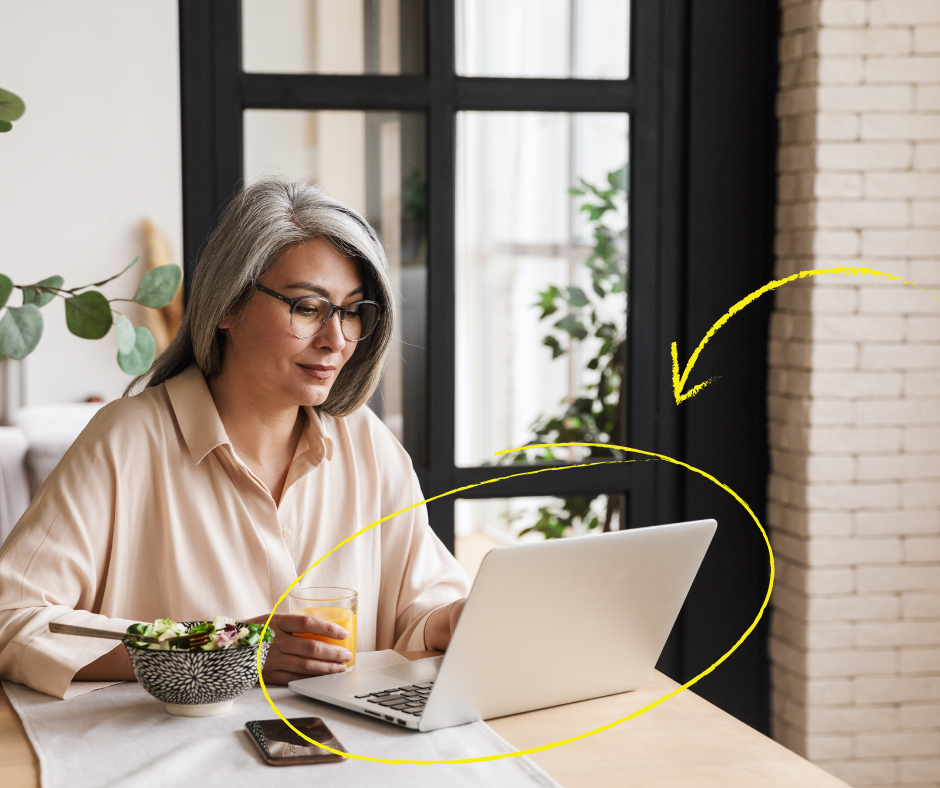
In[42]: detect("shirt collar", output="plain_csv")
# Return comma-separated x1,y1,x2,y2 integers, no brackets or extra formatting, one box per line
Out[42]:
164,364,334,466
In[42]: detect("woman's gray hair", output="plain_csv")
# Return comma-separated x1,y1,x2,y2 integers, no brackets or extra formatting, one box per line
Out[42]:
126,176,394,417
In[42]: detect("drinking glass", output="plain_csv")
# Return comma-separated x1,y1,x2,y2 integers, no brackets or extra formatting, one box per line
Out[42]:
289,587,358,668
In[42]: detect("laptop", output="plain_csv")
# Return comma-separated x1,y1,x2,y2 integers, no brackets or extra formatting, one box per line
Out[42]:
289,518,716,731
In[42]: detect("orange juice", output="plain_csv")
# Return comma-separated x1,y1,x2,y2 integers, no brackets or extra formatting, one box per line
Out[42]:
294,606,357,667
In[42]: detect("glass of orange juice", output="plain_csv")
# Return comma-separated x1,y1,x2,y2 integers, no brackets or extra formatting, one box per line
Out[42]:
288,587,357,669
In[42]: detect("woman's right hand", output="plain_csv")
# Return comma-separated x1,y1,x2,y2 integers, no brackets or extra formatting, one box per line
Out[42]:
244,613,352,685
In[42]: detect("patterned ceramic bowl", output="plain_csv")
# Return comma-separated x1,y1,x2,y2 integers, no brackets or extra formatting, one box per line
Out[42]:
124,621,271,717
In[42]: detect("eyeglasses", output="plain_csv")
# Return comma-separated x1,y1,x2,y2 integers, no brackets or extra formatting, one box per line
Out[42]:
254,284,381,342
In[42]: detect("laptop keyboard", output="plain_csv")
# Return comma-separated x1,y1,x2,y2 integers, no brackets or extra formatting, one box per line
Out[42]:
354,681,434,715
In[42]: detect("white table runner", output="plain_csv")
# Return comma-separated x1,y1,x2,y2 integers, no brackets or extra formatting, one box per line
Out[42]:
5,658,561,788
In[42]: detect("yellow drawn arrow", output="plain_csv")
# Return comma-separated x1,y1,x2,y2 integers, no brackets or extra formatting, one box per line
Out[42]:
671,266,934,405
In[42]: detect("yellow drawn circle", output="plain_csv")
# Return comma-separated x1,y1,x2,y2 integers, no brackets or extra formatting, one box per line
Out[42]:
256,441,775,765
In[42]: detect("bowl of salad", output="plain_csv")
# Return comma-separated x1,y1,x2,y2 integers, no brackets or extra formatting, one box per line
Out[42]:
123,616,274,717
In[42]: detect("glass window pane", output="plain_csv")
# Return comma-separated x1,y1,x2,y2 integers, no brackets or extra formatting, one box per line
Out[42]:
455,495,627,579
456,0,629,79
455,111,628,468
244,110,428,463
242,0,425,75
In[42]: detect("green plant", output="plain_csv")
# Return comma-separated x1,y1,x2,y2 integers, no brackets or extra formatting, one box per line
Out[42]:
501,164,628,539
0,86,181,375
402,167,427,225
0,87,25,133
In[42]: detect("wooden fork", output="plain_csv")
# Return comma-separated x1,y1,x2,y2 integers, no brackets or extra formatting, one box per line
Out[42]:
49,622,211,650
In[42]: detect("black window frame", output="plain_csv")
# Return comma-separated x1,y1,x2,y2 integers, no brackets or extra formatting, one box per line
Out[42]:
178,0,778,733
180,0,679,548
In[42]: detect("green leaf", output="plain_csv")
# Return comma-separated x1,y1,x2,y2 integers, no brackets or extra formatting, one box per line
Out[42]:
0,88,26,123
87,256,139,290
542,335,564,359
115,314,137,355
117,326,156,375
187,621,215,636
0,120,11,133
65,291,112,339
535,284,562,320
0,275,12,309
22,275,64,308
0,305,42,359
574,396,593,412
566,286,589,308
554,314,588,341
133,264,182,308
608,165,628,192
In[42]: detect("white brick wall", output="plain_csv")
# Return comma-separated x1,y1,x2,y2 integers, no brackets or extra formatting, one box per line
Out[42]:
771,1,940,786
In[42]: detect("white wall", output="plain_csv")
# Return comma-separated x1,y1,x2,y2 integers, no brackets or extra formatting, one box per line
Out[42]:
0,0,182,404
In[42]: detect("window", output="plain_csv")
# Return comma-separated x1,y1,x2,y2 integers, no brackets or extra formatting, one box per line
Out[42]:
178,0,778,733
242,0,425,75
455,0,629,79
180,1,650,558
243,108,428,457
455,111,628,470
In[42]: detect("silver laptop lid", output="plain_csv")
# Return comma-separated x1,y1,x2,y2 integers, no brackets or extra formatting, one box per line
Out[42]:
419,519,716,730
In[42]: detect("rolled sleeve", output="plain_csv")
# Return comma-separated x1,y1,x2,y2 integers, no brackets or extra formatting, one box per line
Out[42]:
0,407,134,698
380,465,470,653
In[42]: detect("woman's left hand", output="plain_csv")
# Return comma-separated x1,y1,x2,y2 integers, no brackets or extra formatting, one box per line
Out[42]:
425,597,467,652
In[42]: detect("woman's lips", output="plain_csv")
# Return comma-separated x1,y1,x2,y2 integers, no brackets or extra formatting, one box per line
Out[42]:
299,364,334,380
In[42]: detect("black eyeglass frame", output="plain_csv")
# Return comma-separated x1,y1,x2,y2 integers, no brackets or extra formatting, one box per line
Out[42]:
254,283,381,341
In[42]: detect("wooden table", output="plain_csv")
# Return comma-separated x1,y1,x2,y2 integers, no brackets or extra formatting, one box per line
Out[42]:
0,657,847,788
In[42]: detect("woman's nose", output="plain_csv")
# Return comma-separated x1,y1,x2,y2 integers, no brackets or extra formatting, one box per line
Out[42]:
316,311,346,350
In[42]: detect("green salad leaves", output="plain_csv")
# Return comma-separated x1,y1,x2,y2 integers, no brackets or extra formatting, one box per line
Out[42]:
126,616,274,651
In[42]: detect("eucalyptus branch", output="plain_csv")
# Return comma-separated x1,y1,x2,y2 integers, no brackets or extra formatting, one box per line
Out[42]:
15,284,73,296
14,257,140,299
82,255,140,291
1,258,181,374
0,89,173,373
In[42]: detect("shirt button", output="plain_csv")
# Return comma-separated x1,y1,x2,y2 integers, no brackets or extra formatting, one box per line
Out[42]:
282,529,292,537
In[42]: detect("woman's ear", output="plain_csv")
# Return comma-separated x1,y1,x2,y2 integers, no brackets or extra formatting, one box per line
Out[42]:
218,306,239,330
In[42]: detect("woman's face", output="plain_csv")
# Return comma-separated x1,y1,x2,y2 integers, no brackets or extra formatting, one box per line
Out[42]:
218,238,364,409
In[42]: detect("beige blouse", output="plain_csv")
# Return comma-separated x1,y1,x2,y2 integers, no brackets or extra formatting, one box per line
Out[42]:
0,365,469,698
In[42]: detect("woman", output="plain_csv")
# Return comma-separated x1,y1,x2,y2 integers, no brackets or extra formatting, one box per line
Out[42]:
0,177,469,697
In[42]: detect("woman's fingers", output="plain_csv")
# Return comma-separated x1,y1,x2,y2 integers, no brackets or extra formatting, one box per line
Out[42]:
278,633,352,663
243,613,347,642
246,613,352,682
262,653,348,685
277,613,348,641
268,615,351,662
271,653,348,677
284,635,352,662
260,641,348,679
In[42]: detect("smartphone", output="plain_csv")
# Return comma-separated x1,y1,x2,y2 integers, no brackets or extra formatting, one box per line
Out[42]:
245,717,347,766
